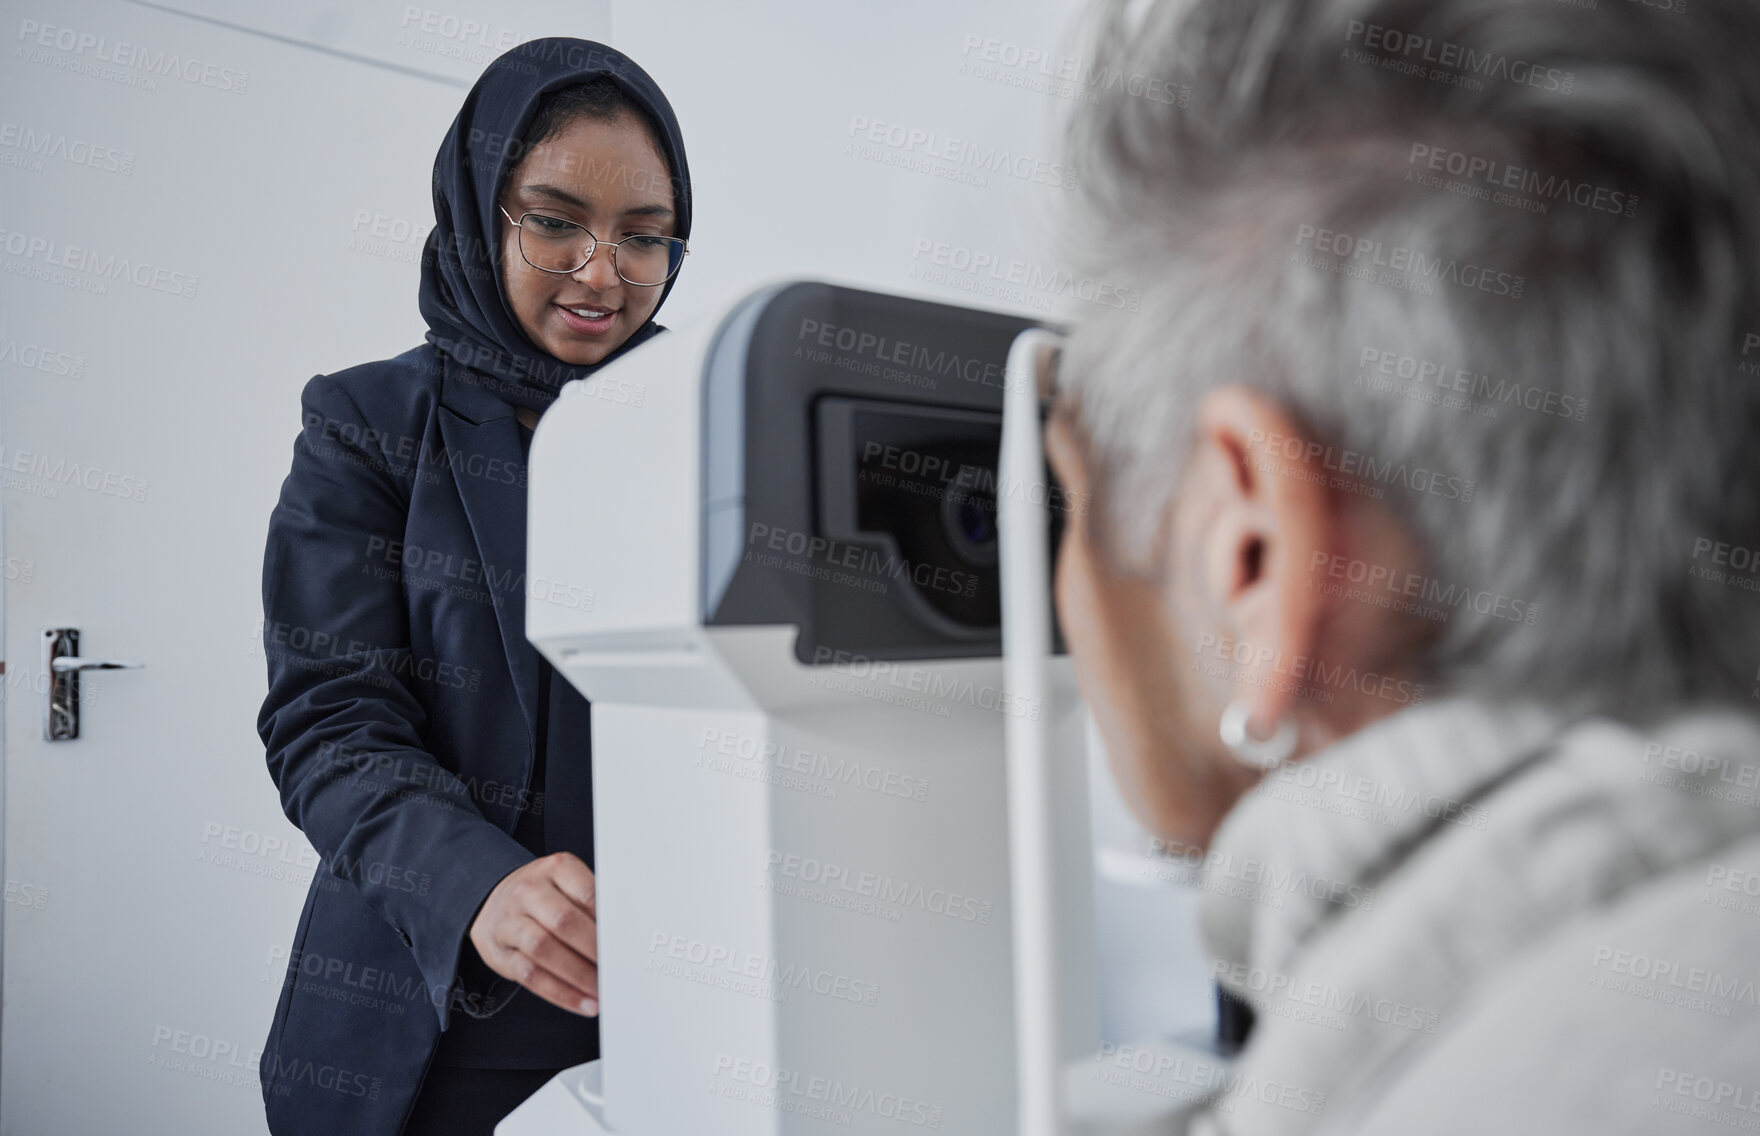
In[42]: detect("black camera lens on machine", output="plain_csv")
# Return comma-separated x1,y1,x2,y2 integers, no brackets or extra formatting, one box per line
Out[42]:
942,482,1000,568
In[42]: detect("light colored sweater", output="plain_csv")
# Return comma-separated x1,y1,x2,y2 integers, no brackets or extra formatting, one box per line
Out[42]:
1186,695,1760,1135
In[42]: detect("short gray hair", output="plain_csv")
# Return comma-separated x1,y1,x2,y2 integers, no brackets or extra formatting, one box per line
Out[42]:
1059,0,1760,718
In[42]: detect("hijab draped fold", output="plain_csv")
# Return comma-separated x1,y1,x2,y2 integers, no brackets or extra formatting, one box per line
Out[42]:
418,38,692,414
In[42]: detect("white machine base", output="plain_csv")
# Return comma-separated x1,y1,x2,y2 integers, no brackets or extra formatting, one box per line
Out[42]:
493,1040,1219,1136
496,1060,611,1135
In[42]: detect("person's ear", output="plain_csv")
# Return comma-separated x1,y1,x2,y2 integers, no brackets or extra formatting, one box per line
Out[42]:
1186,385,1332,735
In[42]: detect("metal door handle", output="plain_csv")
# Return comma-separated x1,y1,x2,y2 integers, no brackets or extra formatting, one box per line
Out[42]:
51,657,146,672
43,628,145,741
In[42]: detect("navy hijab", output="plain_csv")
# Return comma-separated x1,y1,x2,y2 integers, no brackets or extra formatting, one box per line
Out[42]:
418,38,692,414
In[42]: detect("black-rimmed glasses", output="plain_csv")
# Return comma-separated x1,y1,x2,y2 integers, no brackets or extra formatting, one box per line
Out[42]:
499,205,689,286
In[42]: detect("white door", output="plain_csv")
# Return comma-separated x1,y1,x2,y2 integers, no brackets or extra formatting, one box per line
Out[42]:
0,1,605,1132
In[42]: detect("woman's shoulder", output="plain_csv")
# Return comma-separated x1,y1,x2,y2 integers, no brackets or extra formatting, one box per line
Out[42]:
1350,832,1760,1136
299,342,448,432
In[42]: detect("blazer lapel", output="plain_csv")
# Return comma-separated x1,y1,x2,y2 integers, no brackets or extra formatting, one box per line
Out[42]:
437,357,540,762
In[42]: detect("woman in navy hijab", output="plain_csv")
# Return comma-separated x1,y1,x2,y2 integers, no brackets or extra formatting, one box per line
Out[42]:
256,38,690,1135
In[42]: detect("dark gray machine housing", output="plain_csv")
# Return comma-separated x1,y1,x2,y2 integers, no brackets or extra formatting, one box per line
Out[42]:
701,281,1068,663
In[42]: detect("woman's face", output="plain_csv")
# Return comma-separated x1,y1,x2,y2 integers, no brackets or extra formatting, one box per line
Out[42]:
497,113,677,366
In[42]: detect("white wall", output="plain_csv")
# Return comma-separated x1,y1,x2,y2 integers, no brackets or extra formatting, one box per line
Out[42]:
613,0,1102,328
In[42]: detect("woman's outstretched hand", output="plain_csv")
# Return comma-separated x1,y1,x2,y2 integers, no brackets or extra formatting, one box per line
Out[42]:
468,851,600,1016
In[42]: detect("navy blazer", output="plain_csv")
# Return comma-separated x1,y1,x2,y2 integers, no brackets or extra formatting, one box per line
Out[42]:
257,342,569,1133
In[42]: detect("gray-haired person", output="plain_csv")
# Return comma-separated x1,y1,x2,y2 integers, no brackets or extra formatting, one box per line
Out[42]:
1044,0,1760,1131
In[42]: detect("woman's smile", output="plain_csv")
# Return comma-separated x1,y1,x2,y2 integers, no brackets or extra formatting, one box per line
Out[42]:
553,300,621,337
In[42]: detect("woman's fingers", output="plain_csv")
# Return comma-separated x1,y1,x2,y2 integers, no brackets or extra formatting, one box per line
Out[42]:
532,883,598,961
516,909,600,998
544,851,597,917
466,853,602,1016
504,947,599,1016
487,914,599,1015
